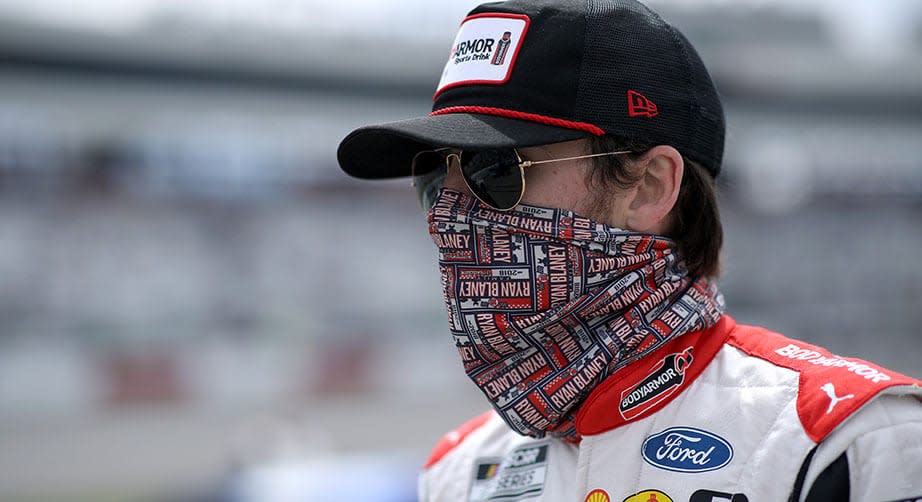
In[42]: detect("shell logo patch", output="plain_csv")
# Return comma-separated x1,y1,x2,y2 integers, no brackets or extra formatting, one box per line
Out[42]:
623,490,673,502
585,489,611,502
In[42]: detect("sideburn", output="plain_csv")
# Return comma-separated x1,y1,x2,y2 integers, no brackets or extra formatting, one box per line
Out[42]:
584,136,648,228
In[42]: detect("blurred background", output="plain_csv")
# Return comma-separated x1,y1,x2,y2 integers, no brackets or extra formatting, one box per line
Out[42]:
0,0,920,500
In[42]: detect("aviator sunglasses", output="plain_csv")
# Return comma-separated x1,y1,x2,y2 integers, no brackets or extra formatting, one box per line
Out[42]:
411,148,634,211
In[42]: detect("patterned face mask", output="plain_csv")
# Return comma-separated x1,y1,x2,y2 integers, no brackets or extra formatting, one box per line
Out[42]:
428,188,724,440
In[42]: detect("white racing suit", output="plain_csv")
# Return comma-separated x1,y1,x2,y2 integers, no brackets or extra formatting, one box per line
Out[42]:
420,316,922,502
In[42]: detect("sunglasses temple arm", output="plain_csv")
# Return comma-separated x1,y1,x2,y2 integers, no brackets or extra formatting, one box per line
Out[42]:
520,150,634,168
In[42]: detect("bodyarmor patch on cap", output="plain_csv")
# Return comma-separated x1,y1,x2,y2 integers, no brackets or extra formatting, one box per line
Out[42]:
436,13,530,96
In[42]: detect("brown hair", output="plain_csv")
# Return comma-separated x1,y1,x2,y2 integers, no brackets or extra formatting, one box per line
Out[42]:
586,135,723,278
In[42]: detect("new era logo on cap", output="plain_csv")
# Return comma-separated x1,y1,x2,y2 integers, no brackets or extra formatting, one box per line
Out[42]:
627,90,658,118
436,13,530,96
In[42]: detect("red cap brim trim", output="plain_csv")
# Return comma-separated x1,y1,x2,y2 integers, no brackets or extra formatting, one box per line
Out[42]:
430,106,606,136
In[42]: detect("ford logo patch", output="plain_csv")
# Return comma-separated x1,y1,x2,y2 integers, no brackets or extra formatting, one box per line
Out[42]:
641,427,733,473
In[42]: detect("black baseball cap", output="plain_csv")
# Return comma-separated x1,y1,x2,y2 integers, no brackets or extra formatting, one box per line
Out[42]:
337,0,725,178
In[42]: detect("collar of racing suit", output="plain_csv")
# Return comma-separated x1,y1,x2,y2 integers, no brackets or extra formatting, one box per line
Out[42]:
576,315,735,435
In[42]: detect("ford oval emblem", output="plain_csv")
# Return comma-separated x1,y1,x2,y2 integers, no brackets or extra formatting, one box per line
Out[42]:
641,427,733,473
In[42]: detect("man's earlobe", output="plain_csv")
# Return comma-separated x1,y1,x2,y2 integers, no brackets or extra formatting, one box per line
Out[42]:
624,146,684,234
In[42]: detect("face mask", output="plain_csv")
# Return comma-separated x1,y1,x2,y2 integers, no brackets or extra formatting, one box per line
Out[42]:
428,188,723,440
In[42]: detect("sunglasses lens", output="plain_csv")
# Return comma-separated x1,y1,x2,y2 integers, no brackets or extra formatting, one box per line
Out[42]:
461,150,523,210
415,168,447,211
412,150,449,210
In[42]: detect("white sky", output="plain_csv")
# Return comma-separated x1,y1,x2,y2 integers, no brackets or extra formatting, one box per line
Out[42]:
0,0,481,38
0,0,918,59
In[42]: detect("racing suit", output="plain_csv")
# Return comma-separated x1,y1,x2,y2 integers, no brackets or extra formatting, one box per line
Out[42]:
419,316,922,502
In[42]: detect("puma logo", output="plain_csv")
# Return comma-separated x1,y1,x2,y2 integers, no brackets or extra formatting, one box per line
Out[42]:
820,382,855,414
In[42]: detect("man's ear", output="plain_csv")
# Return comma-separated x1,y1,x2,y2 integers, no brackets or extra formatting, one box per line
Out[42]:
623,145,684,234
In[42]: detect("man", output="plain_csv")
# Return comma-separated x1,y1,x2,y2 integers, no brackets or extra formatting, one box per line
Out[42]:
337,1,922,500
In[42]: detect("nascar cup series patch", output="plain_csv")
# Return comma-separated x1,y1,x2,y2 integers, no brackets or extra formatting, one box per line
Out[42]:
436,13,530,95
468,442,549,502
